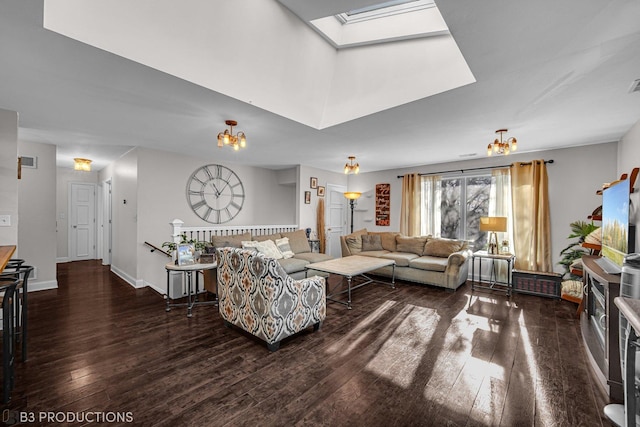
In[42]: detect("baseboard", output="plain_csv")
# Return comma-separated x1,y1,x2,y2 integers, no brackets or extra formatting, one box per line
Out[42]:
145,280,165,296
110,265,145,289
29,279,58,292
56,257,70,263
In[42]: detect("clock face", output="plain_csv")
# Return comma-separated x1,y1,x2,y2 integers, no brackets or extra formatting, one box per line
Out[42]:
186,164,245,224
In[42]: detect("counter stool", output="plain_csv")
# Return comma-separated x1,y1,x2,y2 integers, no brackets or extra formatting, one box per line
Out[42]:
0,264,32,361
0,279,19,403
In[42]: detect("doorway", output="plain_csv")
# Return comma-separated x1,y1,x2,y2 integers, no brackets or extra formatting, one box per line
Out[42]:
325,184,347,258
69,182,97,261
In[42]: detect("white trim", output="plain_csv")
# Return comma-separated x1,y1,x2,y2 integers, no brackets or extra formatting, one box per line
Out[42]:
29,280,58,292
56,257,71,263
110,265,145,289
145,279,165,296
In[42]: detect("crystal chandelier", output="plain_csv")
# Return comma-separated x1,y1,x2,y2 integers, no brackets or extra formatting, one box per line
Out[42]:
344,156,360,174
217,120,247,151
487,129,517,156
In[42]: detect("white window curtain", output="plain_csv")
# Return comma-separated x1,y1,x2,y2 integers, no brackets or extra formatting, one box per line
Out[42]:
420,175,441,237
490,168,514,253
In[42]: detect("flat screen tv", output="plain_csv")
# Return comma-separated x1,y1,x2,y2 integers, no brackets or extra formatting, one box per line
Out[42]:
601,178,633,271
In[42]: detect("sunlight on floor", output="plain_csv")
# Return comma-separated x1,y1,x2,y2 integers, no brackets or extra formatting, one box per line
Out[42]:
365,304,440,388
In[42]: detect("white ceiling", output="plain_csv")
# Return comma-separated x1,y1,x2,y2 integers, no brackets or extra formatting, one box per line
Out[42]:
1,0,640,173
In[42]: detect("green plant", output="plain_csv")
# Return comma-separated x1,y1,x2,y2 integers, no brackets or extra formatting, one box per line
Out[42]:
162,234,208,253
558,220,599,278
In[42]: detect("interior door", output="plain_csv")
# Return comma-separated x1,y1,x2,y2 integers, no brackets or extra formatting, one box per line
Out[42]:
325,184,347,258
70,182,96,261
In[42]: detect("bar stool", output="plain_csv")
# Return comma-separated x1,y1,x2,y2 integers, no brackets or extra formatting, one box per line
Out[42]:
0,279,19,403
0,264,32,361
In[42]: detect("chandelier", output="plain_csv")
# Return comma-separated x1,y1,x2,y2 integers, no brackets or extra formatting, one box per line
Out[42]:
344,156,360,174
74,158,92,172
487,129,517,156
217,120,246,151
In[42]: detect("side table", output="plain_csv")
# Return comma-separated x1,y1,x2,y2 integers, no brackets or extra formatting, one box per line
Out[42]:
165,262,217,317
308,239,320,253
471,250,515,295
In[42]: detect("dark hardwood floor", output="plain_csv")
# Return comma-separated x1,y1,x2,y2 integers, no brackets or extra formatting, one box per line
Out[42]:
2,260,616,426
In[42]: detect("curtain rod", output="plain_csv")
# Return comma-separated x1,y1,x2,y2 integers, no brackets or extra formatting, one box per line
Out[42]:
396,159,554,179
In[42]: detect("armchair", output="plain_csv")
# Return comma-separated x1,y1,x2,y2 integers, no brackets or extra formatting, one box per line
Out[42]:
216,248,326,351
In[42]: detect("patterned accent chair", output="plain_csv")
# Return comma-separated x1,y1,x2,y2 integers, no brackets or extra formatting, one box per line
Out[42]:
216,247,326,351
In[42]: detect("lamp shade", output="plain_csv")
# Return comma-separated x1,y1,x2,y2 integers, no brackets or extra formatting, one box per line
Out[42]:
344,192,362,200
479,216,507,232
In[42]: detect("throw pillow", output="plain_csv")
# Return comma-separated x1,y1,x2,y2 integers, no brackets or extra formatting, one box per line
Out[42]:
275,237,295,259
253,240,283,260
361,234,384,252
241,240,259,251
395,236,428,255
423,238,463,258
255,232,282,242
345,236,362,254
281,230,311,254
368,232,400,251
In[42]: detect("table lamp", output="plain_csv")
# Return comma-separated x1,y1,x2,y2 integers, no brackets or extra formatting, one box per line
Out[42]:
480,217,507,254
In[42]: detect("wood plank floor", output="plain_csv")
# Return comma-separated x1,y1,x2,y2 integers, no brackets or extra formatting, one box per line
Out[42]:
2,260,617,426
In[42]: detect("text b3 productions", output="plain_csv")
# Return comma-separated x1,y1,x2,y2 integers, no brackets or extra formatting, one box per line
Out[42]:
3,410,134,425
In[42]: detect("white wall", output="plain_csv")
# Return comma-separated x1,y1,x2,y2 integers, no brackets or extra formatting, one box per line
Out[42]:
97,147,297,292
56,167,99,261
0,108,18,246
299,165,348,236
348,142,618,274
618,117,640,252
17,141,58,290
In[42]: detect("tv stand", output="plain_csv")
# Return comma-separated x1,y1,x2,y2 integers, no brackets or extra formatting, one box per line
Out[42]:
580,255,623,401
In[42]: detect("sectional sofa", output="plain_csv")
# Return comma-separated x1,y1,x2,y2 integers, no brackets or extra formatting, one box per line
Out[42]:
340,229,472,291
210,229,332,279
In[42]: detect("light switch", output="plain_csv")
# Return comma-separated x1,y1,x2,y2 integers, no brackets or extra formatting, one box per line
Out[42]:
0,215,10,226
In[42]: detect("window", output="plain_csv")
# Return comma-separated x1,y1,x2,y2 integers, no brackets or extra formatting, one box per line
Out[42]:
422,174,492,249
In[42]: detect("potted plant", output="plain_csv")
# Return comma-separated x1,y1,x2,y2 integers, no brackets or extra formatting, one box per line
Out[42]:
558,220,599,278
162,234,208,260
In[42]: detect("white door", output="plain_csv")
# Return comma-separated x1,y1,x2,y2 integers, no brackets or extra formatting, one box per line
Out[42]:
325,184,347,258
70,183,96,261
102,179,112,265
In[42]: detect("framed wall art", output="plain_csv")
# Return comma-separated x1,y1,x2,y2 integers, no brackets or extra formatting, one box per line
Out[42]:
375,183,390,226
304,191,311,204
310,177,318,189
317,186,325,197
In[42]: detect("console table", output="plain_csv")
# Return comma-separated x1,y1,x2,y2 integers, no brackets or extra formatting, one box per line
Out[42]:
165,262,217,317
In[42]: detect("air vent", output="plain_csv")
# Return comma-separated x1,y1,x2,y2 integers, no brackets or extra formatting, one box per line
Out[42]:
20,156,37,168
629,79,640,93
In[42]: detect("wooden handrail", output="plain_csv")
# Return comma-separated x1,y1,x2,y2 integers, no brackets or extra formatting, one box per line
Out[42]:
144,241,170,257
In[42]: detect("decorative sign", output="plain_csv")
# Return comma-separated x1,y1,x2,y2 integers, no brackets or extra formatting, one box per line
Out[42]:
375,183,390,226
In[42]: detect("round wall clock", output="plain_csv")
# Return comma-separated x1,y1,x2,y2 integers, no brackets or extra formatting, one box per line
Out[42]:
186,164,245,224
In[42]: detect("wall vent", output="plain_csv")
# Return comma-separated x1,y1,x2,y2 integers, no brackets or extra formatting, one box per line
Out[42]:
20,156,37,169
629,79,640,94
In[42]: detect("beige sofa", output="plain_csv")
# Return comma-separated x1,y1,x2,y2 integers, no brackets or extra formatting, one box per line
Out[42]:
210,229,332,280
340,229,472,291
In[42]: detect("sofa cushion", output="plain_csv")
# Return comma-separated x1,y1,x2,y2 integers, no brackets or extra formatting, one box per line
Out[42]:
293,252,332,263
211,232,252,249
396,236,428,256
275,237,295,259
361,234,384,251
281,230,311,254
358,250,390,258
423,237,463,258
369,232,400,251
409,256,448,272
277,257,310,275
380,252,418,267
255,233,282,242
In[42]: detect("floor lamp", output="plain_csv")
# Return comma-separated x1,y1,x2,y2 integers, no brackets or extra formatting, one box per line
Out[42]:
480,217,507,254
344,192,362,233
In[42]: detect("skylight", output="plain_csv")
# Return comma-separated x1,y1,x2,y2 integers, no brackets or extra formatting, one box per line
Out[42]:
336,0,436,25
